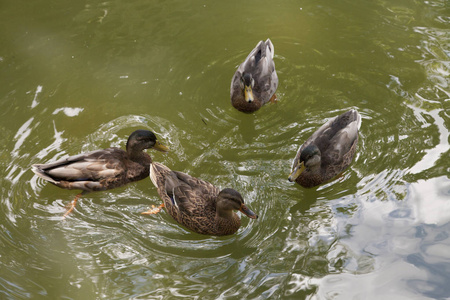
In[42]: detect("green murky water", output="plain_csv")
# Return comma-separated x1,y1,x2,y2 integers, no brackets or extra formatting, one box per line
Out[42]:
0,0,449,299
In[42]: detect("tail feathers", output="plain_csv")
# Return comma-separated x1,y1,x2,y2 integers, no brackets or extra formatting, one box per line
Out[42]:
31,164,59,184
256,39,274,63
345,109,362,130
339,109,361,145
264,38,274,59
149,163,158,188
150,162,171,188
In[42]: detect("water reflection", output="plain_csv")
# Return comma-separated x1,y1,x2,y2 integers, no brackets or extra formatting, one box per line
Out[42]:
285,176,450,299
30,85,42,109
411,177,450,225
408,107,449,175
0,0,449,298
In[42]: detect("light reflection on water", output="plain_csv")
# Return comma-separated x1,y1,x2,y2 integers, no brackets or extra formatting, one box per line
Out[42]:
15,103,448,298
407,107,449,175
300,177,450,300
0,0,449,298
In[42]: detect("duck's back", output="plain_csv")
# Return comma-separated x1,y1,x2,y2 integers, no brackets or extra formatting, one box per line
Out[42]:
32,148,151,192
150,162,240,235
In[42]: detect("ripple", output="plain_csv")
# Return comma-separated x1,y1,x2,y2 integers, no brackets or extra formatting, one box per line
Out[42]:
407,107,449,175
1,0,450,298
26,115,264,262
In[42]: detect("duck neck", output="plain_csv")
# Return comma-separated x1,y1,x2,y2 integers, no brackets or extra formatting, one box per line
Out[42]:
127,147,152,163
297,166,324,188
215,211,240,235
308,163,322,175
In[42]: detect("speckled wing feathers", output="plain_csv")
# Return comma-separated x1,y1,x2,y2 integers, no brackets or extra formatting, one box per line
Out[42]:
150,162,242,235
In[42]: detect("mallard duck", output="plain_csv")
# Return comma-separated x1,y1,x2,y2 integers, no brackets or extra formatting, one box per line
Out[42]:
32,130,169,217
288,109,361,188
230,38,278,113
144,162,258,236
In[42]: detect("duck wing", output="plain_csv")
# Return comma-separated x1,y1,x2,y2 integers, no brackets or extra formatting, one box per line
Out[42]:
238,39,277,92
293,110,361,168
320,110,361,166
32,148,125,191
164,170,219,216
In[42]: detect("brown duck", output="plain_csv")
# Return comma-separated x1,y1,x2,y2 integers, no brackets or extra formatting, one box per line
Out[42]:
288,109,361,187
144,162,258,236
32,130,169,217
230,39,278,113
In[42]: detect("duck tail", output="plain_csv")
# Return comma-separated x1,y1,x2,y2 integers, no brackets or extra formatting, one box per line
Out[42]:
350,109,362,130
264,38,274,59
150,162,171,188
31,164,59,184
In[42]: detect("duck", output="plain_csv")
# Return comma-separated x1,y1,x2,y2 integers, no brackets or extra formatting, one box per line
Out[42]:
230,38,278,113
144,162,258,236
288,109,361,188
32,130,169,217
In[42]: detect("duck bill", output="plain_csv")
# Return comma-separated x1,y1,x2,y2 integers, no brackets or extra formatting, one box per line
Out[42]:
240,204,258,219
244,85,254,103
288,161,305,182
153,141,169,153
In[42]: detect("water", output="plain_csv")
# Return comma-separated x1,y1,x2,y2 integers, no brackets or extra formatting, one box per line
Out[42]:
0,0,449,299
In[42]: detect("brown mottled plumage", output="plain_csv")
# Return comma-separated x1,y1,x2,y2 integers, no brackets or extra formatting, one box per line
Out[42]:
32,130,168,217
146,162,258,236
230,39,278,113
288,109,361,188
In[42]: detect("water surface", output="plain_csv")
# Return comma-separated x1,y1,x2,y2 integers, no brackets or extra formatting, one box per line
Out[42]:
0,0,449,299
